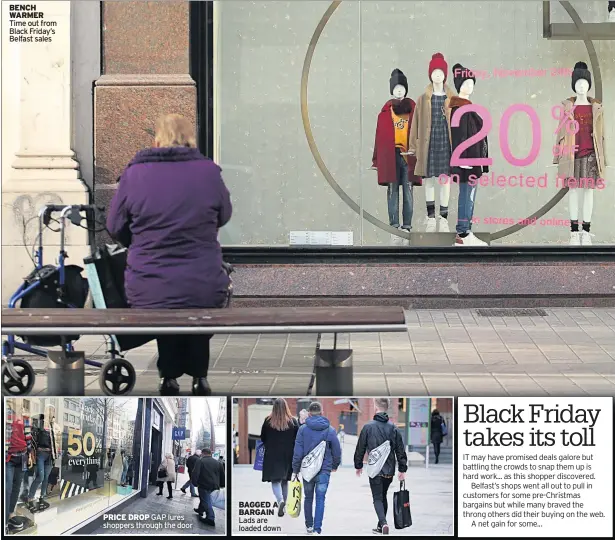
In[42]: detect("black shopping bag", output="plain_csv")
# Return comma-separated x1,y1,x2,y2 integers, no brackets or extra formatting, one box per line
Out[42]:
84,244,153,352
393,480,412,529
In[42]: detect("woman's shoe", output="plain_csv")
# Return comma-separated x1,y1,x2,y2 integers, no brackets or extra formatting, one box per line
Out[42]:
166,496,173,500
157,492,163,496
159,378,180,396
192,377,212,396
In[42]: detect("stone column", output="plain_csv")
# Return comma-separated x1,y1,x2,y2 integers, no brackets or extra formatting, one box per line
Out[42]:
94,1,196,215
2,1,88,303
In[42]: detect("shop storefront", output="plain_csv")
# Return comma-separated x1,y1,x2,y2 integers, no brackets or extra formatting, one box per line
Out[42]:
4,398,144,535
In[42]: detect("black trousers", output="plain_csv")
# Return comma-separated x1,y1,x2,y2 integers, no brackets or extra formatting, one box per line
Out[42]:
157,335,212,379
433,441,441,459
157,480,173,496
369,475,394,527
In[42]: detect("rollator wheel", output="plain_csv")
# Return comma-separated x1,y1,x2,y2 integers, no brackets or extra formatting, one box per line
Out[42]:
2,360,36,396
99,358,136,396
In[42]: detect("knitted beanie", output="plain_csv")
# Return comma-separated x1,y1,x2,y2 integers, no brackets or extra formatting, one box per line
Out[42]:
571,61,592,93
390,68,408,96
428,53,448,82
452,63,476,93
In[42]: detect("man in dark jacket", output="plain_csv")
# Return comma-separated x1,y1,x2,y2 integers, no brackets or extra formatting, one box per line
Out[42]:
354,398,408,535
292,402,342,535
181,450,201,497
191,448,225,527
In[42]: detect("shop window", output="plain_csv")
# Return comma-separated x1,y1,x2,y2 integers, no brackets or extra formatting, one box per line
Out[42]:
212,1,614,248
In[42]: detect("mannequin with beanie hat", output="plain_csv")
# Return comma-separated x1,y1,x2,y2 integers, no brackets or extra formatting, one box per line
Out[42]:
449,63,489,247
372,69,421,246
554,61,607,246
408,53,456,234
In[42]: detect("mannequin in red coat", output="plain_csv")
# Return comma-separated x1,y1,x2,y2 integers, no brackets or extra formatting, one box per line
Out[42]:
372,69,421,245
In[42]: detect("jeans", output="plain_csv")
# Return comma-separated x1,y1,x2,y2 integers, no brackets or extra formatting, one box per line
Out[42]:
387,149,413,230
197,488,215,521
303,472,330,534
369,475,394,527
122,463,129,484
157,334,212,379
456,181,477,235
271,480,288,503
6,459,25,520
182,479,197,496
25,452,52,500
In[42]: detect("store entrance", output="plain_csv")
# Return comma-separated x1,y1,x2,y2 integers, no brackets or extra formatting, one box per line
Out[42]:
149,428,162,485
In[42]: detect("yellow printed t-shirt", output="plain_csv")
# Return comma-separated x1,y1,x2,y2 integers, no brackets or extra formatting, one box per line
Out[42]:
391,109,410,158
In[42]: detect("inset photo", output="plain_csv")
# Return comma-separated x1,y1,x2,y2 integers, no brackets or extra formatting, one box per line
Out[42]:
232,397,454,536
4,397,226,536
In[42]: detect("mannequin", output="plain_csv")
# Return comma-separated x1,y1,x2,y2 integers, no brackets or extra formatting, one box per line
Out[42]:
408,53,456,233
372,69,421,246
111,449,125,484
554,62,606,246
449,64,489,246
22,413,54,512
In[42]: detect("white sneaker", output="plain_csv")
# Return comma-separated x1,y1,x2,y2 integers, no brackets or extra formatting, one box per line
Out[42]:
425,217,437,233
438,216,450,232
580,231,593,245
569,231,581,245
454,232,488,246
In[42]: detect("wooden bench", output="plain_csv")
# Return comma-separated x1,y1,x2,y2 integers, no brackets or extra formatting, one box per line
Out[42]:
2,306,407,396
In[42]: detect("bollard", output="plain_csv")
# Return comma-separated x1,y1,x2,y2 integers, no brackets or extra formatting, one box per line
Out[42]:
47,350,85,396
314,349,353,396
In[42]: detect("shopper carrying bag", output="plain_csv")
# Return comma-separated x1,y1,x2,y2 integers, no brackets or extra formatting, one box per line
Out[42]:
286,475,302,518
393,480,412,529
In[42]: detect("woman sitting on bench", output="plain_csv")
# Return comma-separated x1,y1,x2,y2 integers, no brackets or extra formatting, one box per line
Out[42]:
107,113,232,396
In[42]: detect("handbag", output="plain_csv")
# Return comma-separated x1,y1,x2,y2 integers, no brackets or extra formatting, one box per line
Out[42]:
287,475,302,518
253,440,265,471
157,467,167,479
393,480,412,529
211,489,225,510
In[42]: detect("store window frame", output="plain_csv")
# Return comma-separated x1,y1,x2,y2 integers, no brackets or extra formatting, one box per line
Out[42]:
188,1,615,261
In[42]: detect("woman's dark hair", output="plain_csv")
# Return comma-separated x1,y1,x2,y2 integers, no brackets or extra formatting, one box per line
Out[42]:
432,409,440,416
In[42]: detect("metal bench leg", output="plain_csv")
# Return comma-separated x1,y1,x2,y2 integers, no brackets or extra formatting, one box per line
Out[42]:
47,349,85,396
314,332,353,396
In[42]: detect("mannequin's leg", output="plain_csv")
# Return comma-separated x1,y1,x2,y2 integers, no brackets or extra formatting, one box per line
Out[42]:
438,179,451,232
568,188,580,245
424,177,437,232
580,188,595,245
400,157,413,232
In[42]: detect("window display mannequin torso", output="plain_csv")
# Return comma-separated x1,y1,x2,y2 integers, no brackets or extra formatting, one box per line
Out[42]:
408,53,456,233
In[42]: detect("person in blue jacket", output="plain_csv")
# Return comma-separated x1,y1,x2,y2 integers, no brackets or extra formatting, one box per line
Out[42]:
292,401,342,536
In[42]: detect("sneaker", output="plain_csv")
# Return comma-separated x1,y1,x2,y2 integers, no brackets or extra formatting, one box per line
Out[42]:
454,232,488,246
194,507,203,516
580,231,593,246
382,524,390,535
306,526,314,535
180,488,186,494
425,217,437,233
278,501,285,517
569,231,581,245
438,216,450,232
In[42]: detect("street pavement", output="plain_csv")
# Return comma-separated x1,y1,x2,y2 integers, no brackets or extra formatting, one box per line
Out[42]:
91,474,226,535
7,308,615,396
232,464,454,536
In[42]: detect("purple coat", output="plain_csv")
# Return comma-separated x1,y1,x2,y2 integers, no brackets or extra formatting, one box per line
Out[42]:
107,146,232,309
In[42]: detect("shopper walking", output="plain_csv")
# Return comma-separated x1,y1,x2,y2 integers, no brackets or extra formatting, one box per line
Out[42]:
292,402,342,536
430,409,445,464
298,409,308,425
156,453,176,499
181,450,201,497
107,113,233,397
259,398,299,516
354,398,408,535
192,448,225,527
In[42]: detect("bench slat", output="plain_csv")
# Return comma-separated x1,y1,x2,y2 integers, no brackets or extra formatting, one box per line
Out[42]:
1,307,405,328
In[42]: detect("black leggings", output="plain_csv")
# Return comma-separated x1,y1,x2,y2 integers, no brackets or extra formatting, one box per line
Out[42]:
157,335,212,379
433,441,441,459
157,481,173,496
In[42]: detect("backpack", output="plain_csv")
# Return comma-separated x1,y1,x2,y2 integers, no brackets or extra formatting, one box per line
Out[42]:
300,429,331,482
441,419,448,437
366,423,396,478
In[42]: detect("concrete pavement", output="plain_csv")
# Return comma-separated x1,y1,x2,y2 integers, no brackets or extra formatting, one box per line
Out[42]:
232,464,454,536
7,308,615,396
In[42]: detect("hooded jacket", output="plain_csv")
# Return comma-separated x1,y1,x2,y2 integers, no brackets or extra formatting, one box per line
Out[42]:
372,98,422,187
408,84,457,177
107,146,232,309
553,97,606,179
354,412,408,477
448,96,489,182
292,415,342,476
